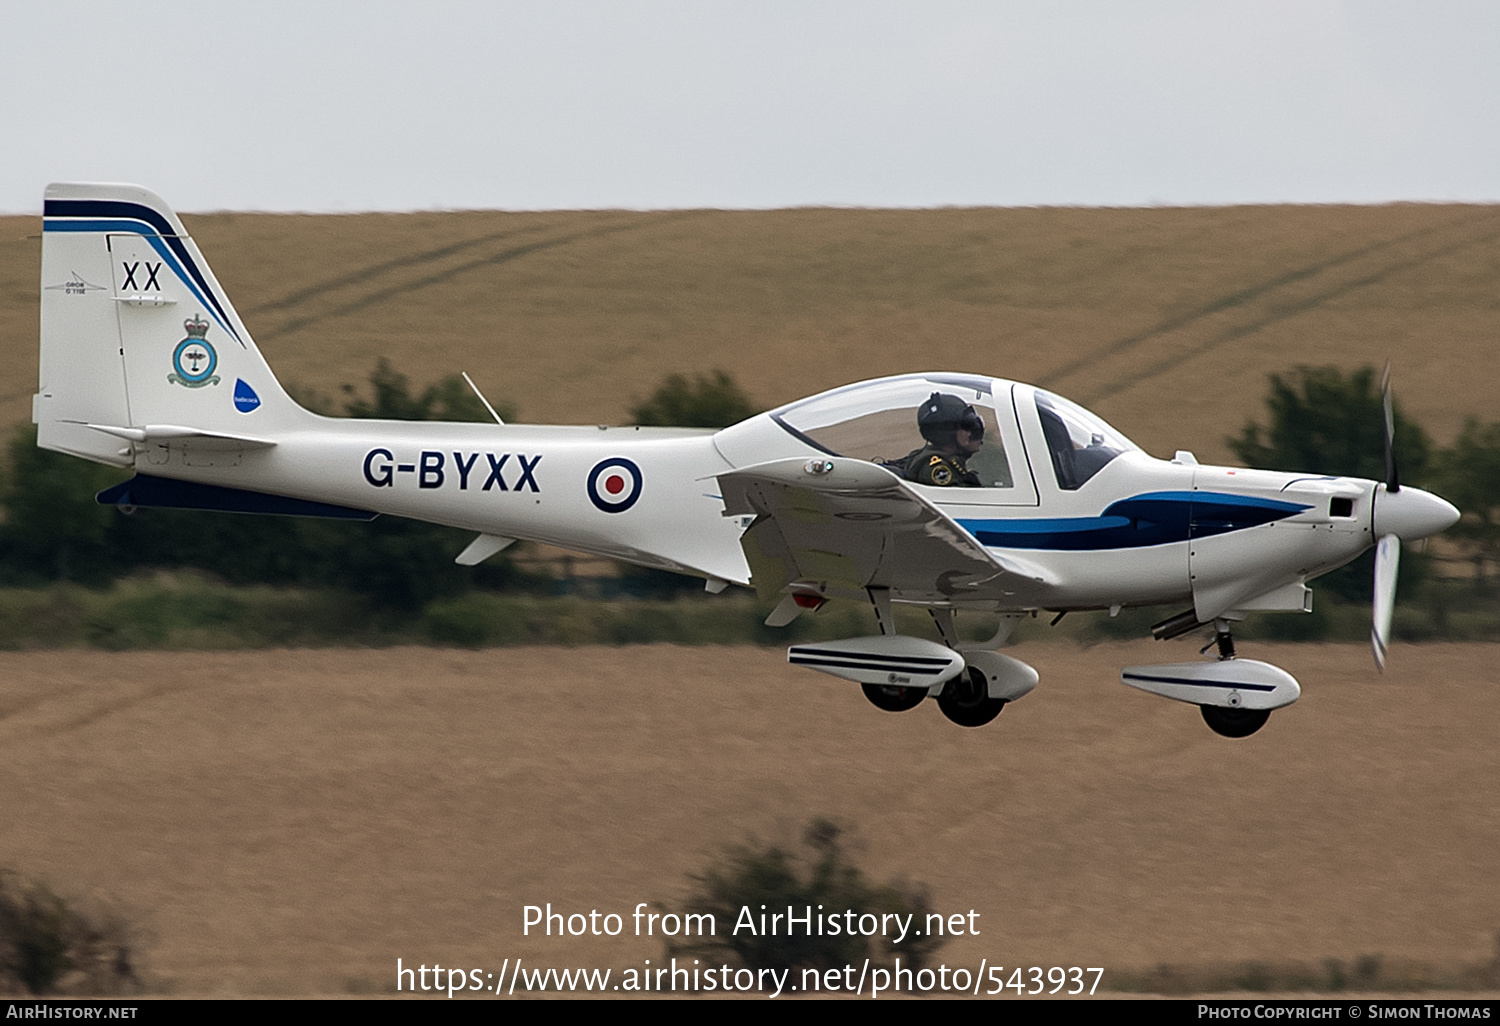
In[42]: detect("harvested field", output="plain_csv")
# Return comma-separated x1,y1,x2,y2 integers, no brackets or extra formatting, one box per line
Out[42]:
1,642,1497,995
2,202,1497,996
4,203,1499,464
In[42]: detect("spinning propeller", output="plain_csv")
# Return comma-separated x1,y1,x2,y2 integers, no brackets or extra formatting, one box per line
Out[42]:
1369,365,1459,670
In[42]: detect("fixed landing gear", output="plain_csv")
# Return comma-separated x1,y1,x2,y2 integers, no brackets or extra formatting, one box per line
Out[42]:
860,682,927,713
937,667,1007,727
1200,704,1271,738
1201,621,1237,660
1199,620,1267,737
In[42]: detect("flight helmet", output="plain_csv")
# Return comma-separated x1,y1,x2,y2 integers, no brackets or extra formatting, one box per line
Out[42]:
917,392,984,449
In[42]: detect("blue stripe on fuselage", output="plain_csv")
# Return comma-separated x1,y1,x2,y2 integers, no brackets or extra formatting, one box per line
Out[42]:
956,491,1308,551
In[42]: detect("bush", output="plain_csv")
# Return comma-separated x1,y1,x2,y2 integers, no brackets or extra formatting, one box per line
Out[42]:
629,370,757,428
0,871,139,995
1229,365,1435,603
668,818,946,979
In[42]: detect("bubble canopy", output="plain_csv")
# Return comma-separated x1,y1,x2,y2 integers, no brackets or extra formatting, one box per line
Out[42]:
771,375,1007,484
768,374,1139,492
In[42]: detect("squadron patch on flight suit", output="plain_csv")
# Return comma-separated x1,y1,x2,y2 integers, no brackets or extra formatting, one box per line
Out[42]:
920,454,958,487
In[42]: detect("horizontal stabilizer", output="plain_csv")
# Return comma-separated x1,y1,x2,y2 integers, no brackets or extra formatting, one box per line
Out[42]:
97,474,378,520
82,423,278,449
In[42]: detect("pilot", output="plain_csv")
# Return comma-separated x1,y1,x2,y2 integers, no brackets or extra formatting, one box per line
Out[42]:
891,392,985,487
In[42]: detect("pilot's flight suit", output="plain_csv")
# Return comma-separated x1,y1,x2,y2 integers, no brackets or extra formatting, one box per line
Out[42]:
891,445,981,487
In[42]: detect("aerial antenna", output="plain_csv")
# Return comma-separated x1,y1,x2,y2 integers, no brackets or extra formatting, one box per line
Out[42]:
462,371,505,426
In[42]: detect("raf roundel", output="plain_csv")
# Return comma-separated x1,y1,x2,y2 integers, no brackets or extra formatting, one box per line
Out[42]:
587,457,643,513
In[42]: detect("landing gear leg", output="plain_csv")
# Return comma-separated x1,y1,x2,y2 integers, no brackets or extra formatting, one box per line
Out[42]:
1197,619,1271,738
1201,619,1236,660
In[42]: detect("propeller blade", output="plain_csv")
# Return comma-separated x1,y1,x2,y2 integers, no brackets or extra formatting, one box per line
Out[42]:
1381,362,1400,493
1372,533,1401,672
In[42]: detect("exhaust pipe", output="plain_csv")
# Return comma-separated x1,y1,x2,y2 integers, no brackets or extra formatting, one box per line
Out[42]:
1151,608,1205,641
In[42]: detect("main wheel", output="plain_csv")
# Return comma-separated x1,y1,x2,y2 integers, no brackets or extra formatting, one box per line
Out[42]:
861,682,927,713
937,668,1007,727
1200,704,1271,738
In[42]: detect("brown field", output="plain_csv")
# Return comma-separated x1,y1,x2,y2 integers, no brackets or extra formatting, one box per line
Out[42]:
4,203,1500,464
2,642,1498,996
2,204,1497,997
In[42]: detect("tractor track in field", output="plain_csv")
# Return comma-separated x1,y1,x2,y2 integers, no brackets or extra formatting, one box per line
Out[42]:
1036,207,1500,406
250,211,704,342
1078,212,1500,408
246,221,567,316
0,676,202,742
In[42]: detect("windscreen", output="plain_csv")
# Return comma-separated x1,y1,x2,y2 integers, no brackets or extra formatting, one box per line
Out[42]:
1034,390,1137,490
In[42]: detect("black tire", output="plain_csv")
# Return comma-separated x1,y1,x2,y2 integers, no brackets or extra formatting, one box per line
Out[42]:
1200,704,1271,738
937,668,1007,727
861,682,927,713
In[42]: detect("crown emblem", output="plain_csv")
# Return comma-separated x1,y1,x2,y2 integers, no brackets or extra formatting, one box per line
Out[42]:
170,315,220,388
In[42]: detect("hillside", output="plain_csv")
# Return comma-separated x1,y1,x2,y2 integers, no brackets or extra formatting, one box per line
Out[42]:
4,203,1498,467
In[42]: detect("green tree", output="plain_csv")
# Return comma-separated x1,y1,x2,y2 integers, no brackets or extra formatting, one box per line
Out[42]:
1229,365,1431,484
339,357,514,423
0,427,126,583
1229,366,1434,603
629,369,756,428
1433,418,1500,586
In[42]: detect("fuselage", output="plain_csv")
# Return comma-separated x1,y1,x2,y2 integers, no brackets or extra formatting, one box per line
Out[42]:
123,372,1452,622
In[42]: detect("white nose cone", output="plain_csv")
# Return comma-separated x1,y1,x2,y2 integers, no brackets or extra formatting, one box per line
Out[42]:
1372,485,1461,542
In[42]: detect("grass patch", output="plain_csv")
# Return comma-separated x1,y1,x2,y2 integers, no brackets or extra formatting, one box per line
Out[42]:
0,574,1497,651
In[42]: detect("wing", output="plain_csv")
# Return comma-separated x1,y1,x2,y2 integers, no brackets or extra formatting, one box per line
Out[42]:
716,457,1055,606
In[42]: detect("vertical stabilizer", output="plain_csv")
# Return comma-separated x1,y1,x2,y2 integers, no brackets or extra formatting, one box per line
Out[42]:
37,183,310,466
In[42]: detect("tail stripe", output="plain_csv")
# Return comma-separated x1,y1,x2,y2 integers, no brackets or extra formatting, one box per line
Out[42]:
44,198,176,234
42,198,242,346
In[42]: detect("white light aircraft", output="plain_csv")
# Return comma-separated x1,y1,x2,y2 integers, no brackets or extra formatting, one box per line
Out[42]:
36,184,1461,737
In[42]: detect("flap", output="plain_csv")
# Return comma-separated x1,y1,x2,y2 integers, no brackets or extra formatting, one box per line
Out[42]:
718,457,1051,606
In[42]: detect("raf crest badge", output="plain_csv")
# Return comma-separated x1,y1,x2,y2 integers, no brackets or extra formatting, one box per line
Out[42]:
169,314,220,388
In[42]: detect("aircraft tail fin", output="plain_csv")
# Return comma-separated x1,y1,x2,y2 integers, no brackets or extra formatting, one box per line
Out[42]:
36,182,311,466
